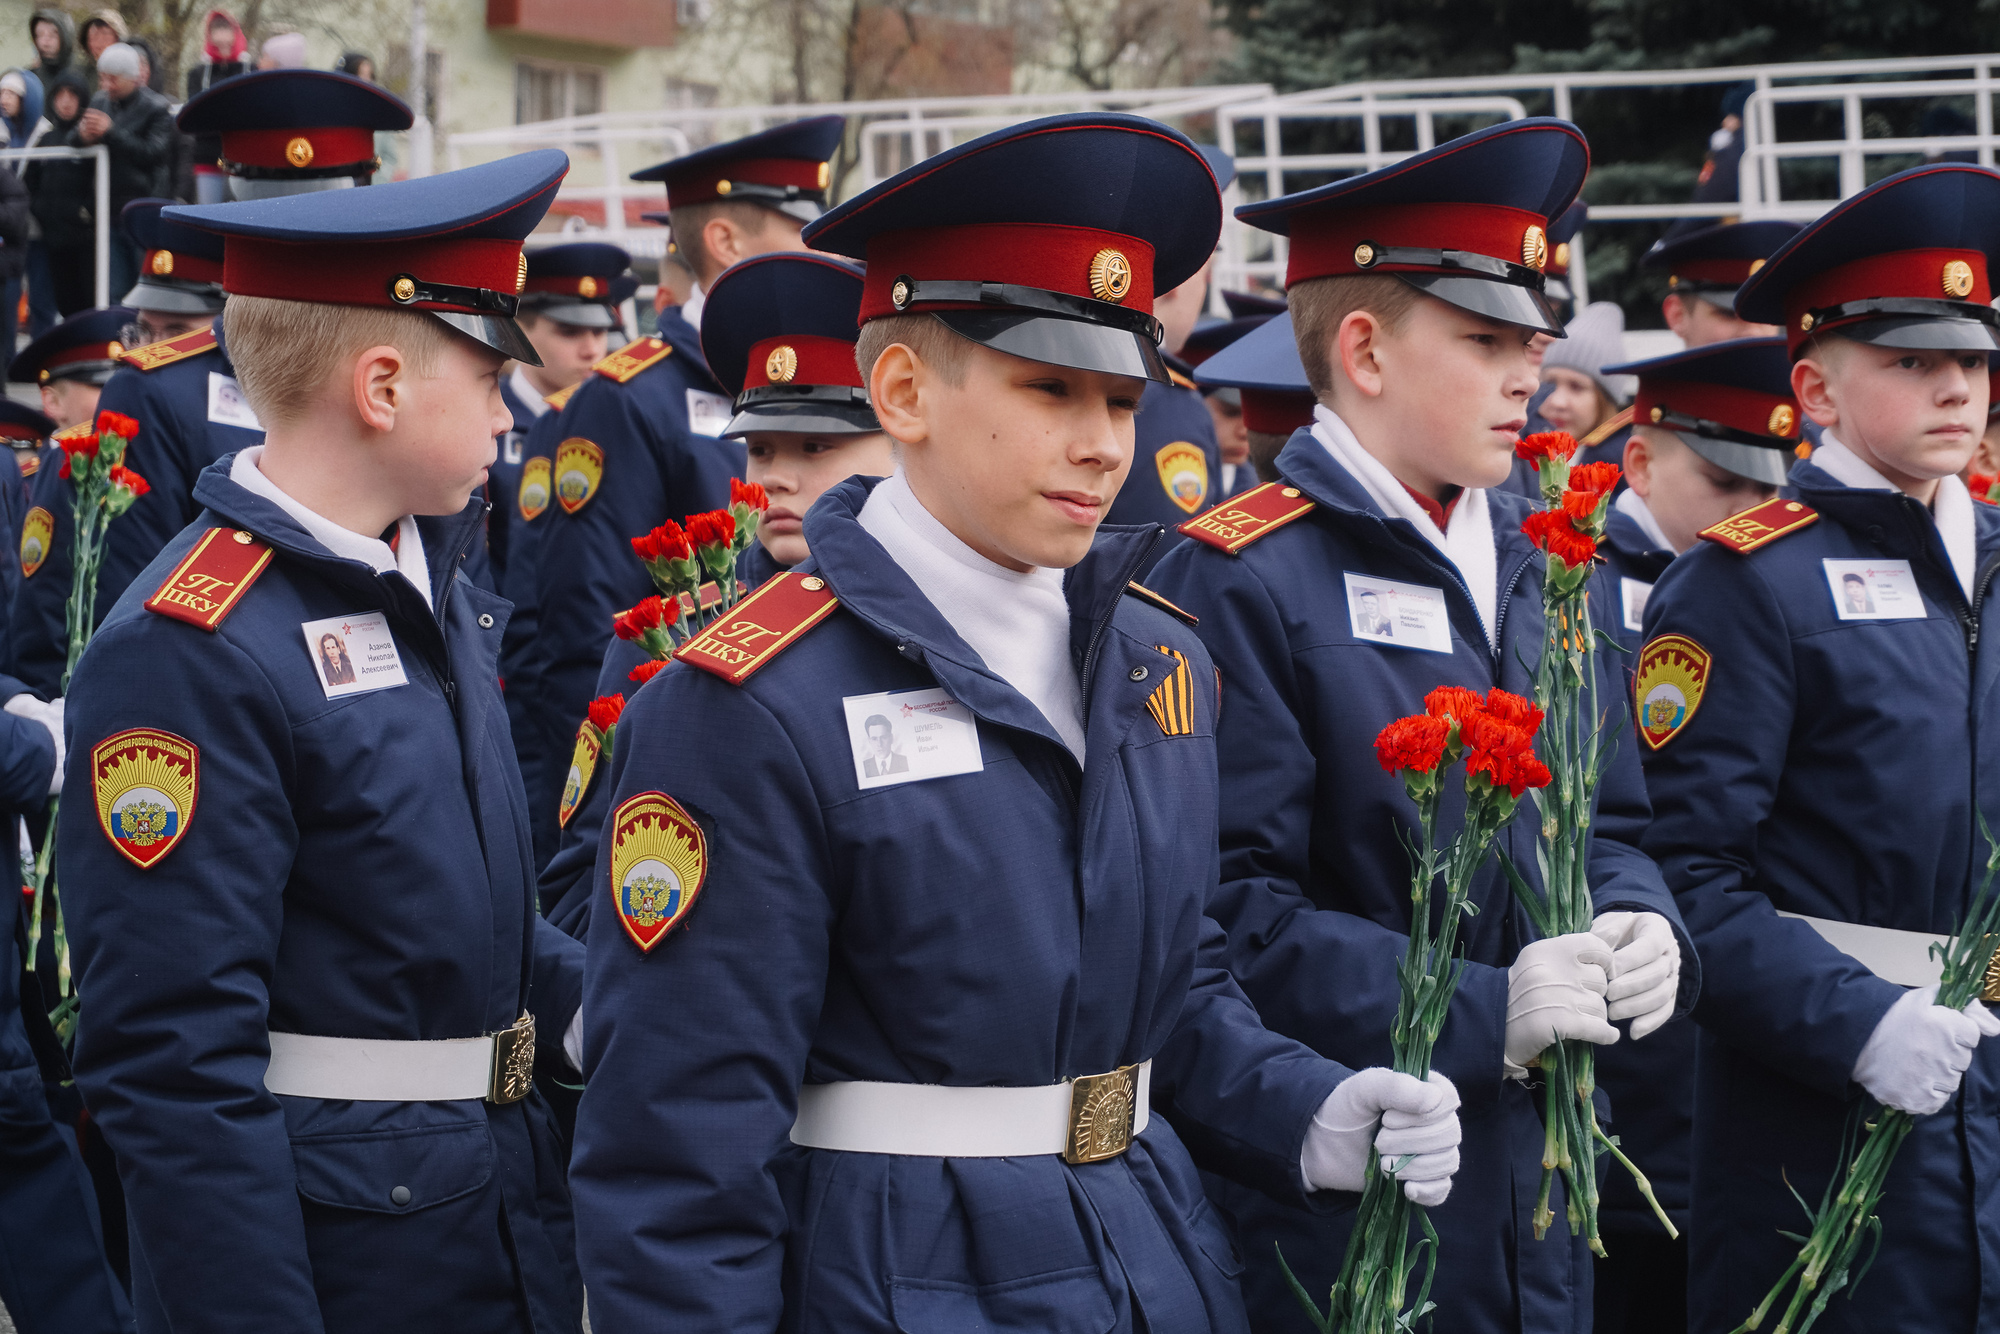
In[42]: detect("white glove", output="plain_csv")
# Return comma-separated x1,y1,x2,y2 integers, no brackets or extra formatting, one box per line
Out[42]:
1302,1068,1461,1206
4,694,63,796
1590,911,1682,1040
1851,984,2000,1115
1505,932,1620,1078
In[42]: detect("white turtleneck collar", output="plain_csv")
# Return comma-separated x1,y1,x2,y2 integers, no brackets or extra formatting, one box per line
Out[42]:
231,446,433,610
856,471,1087,762
1814,434,1974,599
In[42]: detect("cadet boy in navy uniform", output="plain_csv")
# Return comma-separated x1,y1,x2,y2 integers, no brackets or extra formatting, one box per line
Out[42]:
518,122,850,831
1148,119,1694,1334
1181,298,1280,498
1582,337,1797,1334
9,307,130,432
1639,163,2000,1332
571,114,1467,1333
61,151,587,1334
1643,218,1795,347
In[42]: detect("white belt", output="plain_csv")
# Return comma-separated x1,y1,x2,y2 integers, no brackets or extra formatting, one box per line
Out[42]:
790,1060,1151,1164
1779,912,1946,988
263,1013,537,1105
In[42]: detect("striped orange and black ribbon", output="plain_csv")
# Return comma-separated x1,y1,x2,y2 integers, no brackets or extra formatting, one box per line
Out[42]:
1145,646,1195,737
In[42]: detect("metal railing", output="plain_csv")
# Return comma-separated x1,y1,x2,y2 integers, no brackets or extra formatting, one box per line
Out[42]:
0,145,111,309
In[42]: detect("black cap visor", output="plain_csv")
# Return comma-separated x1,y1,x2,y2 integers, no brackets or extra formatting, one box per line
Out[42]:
428,310,541,366
723,385,881,439
1394,272,1566,336
933,309,1169,383
1831,313,2000,353
1677,431,1794,487
120,278,226,315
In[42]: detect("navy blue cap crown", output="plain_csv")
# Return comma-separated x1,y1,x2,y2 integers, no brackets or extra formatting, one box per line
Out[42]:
0,398,56,441
701,252,877,437
1642,219,1799,296
9,307,138,386
122,198,224,265
178,69,410,180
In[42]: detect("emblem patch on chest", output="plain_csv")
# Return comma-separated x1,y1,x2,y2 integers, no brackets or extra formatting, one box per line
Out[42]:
517,456,551,522
91,728,199,869
1145,646,1196,737
558,722,601,829
18,506,51,578
1635,634,1710,751
1154,441,1209,514
553,438,602,515
610,791,708,952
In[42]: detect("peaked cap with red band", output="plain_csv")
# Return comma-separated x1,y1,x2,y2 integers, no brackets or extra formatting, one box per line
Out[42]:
520,241,632,331
634,115,845,224
1192,309,1315,427
164,149,568,365
1641,219,1799,312
1236,117,1589,337
0,399,55,443
1606,336,1799,486
1735,163,2000,357
8,306,136,388
121,198,226,315
699,251,878,438
801,112,1222,386
1544,199,1588,306
178,69,411,184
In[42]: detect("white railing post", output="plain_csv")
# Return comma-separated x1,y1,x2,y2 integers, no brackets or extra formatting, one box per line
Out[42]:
93,146,109,309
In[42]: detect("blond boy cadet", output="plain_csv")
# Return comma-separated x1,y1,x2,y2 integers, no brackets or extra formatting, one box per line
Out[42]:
1638,163,2000,1331
1148,118,1693,1334
570,112,1465,1334
59,151,588,1333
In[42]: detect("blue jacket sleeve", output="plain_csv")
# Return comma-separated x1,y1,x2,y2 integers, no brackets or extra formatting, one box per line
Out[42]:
1638,550,1897,1097
539,634,656,937
0,708,53,813
10,457,72,695
60,614,325,1332
571,665,833,1332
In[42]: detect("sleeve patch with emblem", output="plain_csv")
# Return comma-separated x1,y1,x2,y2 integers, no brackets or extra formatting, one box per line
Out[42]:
1178,481,1318,554
675,571,840,686
144,528,273,630
553,438,603,514
1145,646,1196,737
517,455,551,522
610,791,707,951
557,721,601,829
1635,633,1711,750
92,727,199,868
1155,441,1209,514
19,506,51,578
1699,497,1818,554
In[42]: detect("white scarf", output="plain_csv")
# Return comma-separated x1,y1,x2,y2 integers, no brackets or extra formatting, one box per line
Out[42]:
231,446,433,609
1311,404,1498,648
1813,435,1974,599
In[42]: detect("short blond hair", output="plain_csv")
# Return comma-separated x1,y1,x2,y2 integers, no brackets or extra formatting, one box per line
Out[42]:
854,312,971,388
1287,274,1424,397
223,295,454,427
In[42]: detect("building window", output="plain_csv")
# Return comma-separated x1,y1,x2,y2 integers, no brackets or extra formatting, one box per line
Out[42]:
515,62,604,125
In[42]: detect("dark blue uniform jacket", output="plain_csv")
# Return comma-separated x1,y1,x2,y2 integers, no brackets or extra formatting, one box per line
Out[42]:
1110,368,1223,579
501,404,572,866
485,373,539,586
521,316,740,829
62,462,586,1334
12,331,262,695
1148,429,1693,1334
571,477,1351,1333
1640,459,2000,1332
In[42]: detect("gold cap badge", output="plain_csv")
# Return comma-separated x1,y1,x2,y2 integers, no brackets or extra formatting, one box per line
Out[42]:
1748,257,1767,275
716,179,733,196
392,275,417,303
1768,403,1796,437
890,277,911,310
285,136,313,169
516,253,528,293
150,249,173,276
106,341,121,359
1088,248,1133,304
1552,241,1570,270
578,275,599,298
765,344,799,383
1353,242,1376,268
1799,312,1816,332
1650,405,1665,423
1943,259,1976,298
1522,224,1548,271
817,162,830,189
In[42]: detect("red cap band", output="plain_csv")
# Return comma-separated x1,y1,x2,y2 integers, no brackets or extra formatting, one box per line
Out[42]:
0,420,42,442
1785,247,1990,351
1241,388,1318,435
222,236,524,312
744,334,862,390
859,223,1156,323
1283,202,1548,287
45,342,119,370
667,156,828,210
1636,379,1800,442
220,126,378,170
143,248,223,285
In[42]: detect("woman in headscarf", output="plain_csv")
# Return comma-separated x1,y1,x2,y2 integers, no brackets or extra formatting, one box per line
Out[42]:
186,10,244,204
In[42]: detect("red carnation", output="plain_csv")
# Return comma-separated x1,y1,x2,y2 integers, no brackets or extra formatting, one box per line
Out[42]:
1566,461,1622,501
730,478,770,511
628,659,668,685
1561,490,1604,525
1469,744,1553,798
1522,510,1598,568
1424,685,1486,724
56,454,69,479
1514,431,1579,469
686,510,735,550
1482,688,1543,734
633,520,693,565
93,410,138,440
108,465,149,497
1374,714,1452,775
586,694,625,733
59,431,98,459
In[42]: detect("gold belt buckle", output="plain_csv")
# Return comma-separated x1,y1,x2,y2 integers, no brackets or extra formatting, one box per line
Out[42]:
1064,1063,1139,1165
488,1011,536,1105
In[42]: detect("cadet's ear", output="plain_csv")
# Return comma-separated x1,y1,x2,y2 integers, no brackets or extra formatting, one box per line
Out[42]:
1336,310,1387,399
868,342,928,447
351,343,404,433
1793,353,1838,429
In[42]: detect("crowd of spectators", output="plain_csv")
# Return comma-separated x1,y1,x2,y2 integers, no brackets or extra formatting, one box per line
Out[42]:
0,9,378,369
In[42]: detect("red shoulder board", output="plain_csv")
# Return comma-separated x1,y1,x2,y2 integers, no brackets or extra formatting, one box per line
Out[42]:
1125,581,1197,625
1177,481,1317,554
544,381,580,411
119,326,219,373
1579,403,1635,449
674,571,839,686
594,337,672,385
18,451,37,477
144,527,274,630
1698,497,1818,554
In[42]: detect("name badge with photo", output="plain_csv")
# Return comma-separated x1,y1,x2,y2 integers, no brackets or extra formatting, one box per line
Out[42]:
301,612,409,699
207,372,264,432
686,389,732,439
1821,559,1927,621
1621,577,1654,633
841,687,983,791
1342,572,1453,653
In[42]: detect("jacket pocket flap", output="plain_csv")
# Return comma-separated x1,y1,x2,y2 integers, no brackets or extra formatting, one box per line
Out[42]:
292,1119,493,1215
890,1266,1115,1334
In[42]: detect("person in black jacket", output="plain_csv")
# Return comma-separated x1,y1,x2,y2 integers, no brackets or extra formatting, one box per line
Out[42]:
28,70,99,315
74,45,169,302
